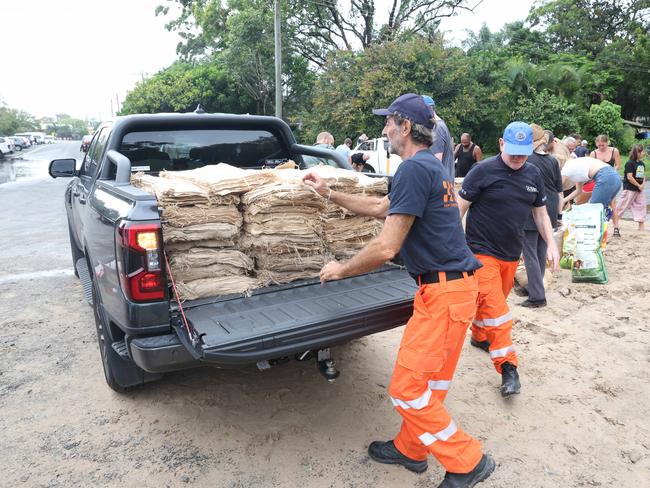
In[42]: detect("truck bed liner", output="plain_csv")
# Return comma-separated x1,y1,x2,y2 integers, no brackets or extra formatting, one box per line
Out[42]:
182,267,417,364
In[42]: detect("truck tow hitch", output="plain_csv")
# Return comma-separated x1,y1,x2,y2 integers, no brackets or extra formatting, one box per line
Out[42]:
316,348,340,383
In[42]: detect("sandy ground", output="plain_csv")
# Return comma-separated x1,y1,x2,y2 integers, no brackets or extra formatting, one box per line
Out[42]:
0,171,649,486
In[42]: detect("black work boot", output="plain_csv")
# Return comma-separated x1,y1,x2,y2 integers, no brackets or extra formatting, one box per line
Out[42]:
367,440,428,473
437,454,496,487
501,362,521,397
470,338,490,353
520,298,547,308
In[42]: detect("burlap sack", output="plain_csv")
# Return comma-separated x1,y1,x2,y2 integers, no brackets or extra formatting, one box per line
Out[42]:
162,204,242,228
163,222,241,243
131,172,217,206
176,276,259,300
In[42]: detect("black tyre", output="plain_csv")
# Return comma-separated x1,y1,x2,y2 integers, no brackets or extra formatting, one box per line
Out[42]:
92,282,130,393
91,277,158,392
68,224,83,277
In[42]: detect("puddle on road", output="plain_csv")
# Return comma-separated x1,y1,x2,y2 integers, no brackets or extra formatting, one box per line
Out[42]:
0,269,75,285
0,158,53,185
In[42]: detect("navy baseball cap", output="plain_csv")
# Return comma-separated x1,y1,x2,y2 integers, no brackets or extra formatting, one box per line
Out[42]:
373,93,435,129
502,121,533,156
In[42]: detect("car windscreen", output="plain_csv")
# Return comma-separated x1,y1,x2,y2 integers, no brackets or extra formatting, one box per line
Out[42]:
117,129,289,174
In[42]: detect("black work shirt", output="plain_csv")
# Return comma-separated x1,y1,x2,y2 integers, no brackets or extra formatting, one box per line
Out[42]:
523,152,562,230
389,149,481,275
459,155,547,261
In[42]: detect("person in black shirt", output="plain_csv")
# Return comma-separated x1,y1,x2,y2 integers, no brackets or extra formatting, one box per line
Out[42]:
454,133,483,177
304,93,495,487
616,144,646,231
521,124,563,308
458,121,560,398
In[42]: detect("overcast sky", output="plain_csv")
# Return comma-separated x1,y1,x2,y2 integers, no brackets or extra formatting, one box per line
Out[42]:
0,0,535,121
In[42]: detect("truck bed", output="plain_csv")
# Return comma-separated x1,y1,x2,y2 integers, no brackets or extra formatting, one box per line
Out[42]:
178,266,417,365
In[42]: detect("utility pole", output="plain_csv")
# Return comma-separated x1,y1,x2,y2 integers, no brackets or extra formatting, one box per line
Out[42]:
274,0,282,119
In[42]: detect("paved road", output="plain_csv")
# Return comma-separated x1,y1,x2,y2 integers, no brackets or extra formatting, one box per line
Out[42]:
0,143,81,278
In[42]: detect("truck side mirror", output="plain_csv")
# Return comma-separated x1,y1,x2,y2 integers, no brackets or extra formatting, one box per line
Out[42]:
49,158,77,178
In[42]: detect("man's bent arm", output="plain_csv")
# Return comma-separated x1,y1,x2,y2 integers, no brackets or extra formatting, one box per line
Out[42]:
330,191,390,218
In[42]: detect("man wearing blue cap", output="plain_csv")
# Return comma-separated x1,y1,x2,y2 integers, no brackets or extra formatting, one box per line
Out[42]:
422,95,455,182
303,93,495,488
457,122,560,397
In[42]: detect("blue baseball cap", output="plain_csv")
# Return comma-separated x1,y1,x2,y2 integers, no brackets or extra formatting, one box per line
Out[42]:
373,93,435,129
503,121,533,156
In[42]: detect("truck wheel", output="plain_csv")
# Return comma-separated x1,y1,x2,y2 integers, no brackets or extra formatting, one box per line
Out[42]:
68,224,83,278
92,282,130,393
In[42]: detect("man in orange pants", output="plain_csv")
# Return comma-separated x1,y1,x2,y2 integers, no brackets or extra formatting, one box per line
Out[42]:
458,122,560,397
304,94,495,486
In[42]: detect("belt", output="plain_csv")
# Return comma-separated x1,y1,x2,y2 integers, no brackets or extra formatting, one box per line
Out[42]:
412,270,474,285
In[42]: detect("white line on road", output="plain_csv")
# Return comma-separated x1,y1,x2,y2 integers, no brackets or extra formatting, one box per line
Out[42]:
0,269,75,285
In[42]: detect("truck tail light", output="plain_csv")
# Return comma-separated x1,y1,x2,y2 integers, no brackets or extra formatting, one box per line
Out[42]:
116,222,166,302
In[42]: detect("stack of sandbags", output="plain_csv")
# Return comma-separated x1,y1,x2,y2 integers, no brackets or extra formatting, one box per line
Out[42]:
301,167,387,260
241,171,328,284
132,173,243,250
131,172,256,299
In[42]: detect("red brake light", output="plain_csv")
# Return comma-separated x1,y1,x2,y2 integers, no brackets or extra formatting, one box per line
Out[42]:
116,222,166,302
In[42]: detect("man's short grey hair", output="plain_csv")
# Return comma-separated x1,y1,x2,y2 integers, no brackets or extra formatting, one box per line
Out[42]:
391,115,434,147
563,136,576,145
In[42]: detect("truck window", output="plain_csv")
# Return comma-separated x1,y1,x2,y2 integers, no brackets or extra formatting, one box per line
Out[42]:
80,130,106,179
116,129,289,175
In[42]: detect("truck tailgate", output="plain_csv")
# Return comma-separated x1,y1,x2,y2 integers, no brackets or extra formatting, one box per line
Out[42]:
179,267,416,365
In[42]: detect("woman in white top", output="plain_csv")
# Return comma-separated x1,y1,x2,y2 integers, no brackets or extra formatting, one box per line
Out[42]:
561,157,623,233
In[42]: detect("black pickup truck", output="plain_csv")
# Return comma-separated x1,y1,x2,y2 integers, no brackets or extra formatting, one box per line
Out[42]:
49,112,416,392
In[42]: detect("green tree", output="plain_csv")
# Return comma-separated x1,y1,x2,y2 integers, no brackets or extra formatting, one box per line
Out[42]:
0,102,38,134
527,0,650,55
298,37,510,152
120,61,252,115
157,0,480,68
510,88,580,136
583,100,636,153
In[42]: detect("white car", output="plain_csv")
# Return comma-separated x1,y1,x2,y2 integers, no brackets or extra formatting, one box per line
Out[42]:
0,137,13,157
44,135,55,144
350,137,403,175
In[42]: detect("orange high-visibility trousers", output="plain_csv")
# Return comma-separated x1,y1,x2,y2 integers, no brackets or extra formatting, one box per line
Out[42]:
471,254,518,373
388,273,483,474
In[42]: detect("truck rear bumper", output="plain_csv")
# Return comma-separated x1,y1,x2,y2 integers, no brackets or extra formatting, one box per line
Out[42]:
129,334,198,373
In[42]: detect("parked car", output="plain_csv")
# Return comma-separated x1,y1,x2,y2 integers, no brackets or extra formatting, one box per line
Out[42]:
44,135,55,144
13,136,31,149
9,137,24,150
80,134,93,152
0,137,12,158
1,136,15,153
15,133,36,145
